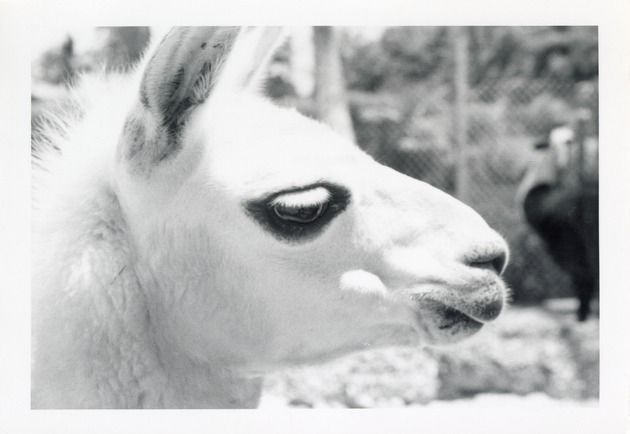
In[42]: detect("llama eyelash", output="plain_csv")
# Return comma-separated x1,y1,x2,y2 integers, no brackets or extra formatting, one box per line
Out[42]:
269,186,331,208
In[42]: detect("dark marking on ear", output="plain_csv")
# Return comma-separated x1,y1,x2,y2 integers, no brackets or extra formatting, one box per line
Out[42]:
158,61,214,141
140,90,150,109
119,114,175,170
135,27,240,165
193,61,213,99
140,83,150,109
124,27,280,173
122,116,162,165
122,118,146,160
166,67,186,101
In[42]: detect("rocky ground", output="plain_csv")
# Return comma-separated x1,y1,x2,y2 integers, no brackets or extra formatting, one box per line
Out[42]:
260,302,599,408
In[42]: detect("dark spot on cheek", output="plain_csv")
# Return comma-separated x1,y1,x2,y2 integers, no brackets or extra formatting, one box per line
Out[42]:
200,42,207,49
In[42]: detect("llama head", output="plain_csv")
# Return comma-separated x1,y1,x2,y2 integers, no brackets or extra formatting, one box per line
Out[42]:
115,27,508,371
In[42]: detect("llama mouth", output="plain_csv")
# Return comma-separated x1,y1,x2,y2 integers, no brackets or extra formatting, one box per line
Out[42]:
411,296,501,344
413,289,504,323
412,302,484,344
436,305,483,330
411,274,506,330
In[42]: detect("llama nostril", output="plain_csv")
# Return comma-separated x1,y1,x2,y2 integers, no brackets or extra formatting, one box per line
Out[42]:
466,249,508,275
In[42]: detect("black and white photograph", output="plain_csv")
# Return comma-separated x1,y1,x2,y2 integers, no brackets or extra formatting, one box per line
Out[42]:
1,0,630,433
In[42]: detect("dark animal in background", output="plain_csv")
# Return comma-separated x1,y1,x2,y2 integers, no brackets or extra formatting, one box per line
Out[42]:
519,126,599,321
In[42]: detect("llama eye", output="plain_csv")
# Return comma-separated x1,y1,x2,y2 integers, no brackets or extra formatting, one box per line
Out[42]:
245,183,351,242
272,202,328,224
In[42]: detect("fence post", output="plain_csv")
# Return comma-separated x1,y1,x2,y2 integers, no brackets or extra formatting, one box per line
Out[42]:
573,110,589,189
452,26,471,203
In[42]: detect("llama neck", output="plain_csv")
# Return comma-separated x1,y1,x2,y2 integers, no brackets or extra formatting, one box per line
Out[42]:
98,240,266,408
93,274,265,409
130,251,266,408
33,183,263,409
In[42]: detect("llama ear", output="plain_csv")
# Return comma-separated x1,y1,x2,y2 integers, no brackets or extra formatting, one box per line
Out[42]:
120,26,284,170
210,26,286,95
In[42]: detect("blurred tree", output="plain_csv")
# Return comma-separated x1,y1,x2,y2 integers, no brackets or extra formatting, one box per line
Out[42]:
313,26,356,142
342,26,598,94
342,39,387,92
264,39,297,101
89,27,151,70
468,27,526,84
380,27,450,84
527,26,598,81
36,36,76,85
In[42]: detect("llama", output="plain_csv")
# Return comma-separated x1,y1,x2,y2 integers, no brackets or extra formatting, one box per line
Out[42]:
32,27,509,409
519,126,599,321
